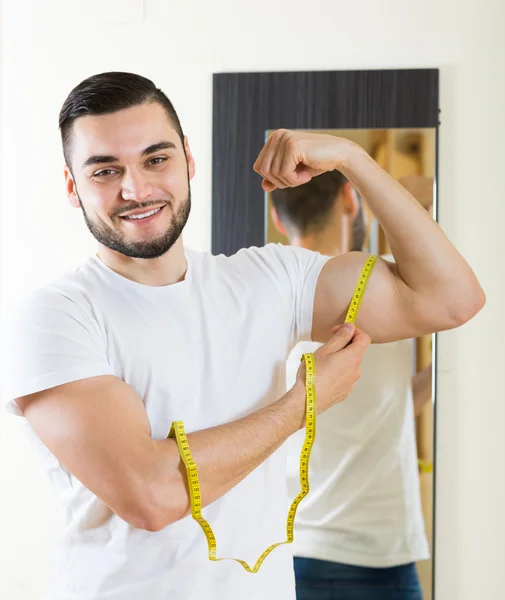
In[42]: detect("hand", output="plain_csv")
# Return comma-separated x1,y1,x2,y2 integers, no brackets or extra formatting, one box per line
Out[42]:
253,129,359,192
296,323,371,414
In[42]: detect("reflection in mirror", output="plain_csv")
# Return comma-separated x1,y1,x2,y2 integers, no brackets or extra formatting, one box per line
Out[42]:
266,128,435,600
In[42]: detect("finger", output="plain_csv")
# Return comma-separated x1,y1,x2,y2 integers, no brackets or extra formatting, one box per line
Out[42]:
253,134,274,175
280,138,306,186
331,323,347,334
293,166,315,186
262,179,277,192
270,134,292,187
262,133,289,190
254,131,282,176
254,134,285,192
323,323,356,353
345,328,372,356
279,139,321,187
264,172,287,191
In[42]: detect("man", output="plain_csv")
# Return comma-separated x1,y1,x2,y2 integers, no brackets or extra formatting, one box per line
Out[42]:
270,170,435,599
2,72,484,600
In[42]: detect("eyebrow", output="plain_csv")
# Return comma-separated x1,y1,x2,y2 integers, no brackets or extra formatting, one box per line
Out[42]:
82,141,177,169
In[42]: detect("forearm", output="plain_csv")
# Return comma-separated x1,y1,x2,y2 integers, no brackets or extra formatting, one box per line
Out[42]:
143,382,306,530
339,146,485,325
412,364,433,417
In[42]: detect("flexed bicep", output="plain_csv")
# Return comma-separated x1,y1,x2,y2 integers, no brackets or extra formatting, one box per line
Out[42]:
311,252,428,344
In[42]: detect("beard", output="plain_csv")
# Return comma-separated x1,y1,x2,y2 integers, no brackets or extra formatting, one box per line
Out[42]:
78,188,191,260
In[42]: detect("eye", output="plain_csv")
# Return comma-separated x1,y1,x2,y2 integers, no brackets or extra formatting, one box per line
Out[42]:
93,168,118,178
147,156,168,167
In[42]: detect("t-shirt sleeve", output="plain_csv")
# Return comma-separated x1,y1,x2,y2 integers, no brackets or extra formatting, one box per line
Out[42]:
249,243,331,346
2,288,115,416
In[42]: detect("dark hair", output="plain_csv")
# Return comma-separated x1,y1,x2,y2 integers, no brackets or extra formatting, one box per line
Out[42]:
59,72,184,167
271,170,347,237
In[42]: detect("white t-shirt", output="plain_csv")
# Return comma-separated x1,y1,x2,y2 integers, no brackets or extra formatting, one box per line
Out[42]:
286,338,430,568
3,243,330,600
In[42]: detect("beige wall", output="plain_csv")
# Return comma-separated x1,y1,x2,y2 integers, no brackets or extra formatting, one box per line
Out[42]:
0,1,504,598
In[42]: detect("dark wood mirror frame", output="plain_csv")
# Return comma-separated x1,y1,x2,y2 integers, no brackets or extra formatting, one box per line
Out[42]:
212,68,438,255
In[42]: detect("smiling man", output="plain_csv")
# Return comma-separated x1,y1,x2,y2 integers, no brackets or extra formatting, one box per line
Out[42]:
3,72,484,600
61,88,193,281
76,136,190,259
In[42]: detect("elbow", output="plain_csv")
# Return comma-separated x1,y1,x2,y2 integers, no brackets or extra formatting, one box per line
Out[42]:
128,504,181,533
442,283,486,330
125,483,187,533
130,512,171,533
450,284,486,327
418,281,486,334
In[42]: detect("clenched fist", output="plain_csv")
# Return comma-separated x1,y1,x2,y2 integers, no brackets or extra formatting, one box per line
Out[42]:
253,129,359,192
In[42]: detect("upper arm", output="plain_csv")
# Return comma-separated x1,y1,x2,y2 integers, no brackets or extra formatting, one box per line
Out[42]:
17,376,162,528
312,252,428,343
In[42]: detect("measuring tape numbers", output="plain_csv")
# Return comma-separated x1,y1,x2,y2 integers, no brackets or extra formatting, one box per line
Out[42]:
344,255,377,324
168,254,378,572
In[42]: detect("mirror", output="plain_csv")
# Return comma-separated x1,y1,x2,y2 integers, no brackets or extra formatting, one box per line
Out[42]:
212,68,439,600
266,127,436,600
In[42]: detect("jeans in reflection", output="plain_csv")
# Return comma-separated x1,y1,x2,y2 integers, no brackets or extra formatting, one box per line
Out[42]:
294,557,423,600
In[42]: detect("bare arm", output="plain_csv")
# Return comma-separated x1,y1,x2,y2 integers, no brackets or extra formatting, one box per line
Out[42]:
18,376,305,532
17,324,369,532
412,364,433,417
315,147,485,341
254,131,486,343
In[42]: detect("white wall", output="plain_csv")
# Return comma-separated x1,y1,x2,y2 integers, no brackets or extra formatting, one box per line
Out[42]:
1,0,503,598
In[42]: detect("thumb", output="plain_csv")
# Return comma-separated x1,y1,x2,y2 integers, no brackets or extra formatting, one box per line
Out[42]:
294,168,312,185
325,323,355,352
331,322,355,335
262,179,276,192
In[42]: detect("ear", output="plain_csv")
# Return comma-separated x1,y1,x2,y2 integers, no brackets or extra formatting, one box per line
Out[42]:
341,181,359,218
64,166,80,209
184,137,196,180
270,205,287,236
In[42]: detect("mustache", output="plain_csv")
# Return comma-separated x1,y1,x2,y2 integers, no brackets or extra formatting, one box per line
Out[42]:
111,199,172,219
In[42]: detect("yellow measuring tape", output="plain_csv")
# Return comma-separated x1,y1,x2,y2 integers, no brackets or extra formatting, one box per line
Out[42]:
168,352,315,573
344,255,378,323
168,254,378,572
418,459,433,473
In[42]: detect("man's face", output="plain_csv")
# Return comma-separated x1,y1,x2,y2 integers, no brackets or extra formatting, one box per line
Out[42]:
64,102,195,259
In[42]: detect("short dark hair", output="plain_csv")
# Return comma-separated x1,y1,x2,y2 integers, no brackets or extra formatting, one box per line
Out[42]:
271,170,347,237
59,72,184,167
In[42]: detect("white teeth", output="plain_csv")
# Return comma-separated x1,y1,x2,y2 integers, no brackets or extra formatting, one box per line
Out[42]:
125,207,161,220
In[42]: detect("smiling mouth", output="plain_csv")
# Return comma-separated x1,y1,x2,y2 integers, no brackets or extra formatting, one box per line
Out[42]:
119,206,164,221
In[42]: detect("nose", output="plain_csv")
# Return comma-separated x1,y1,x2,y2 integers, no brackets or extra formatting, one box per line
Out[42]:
121,168,154,203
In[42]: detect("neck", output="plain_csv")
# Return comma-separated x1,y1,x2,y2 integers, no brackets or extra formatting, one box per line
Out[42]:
290,230,344,257
96,237,188,286
289,210,352,256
